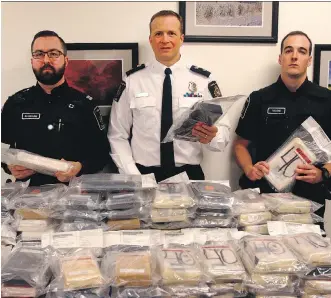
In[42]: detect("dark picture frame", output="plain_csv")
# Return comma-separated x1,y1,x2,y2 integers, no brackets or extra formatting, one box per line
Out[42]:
65,43,139,121
313,44,331,89
179,2,279,43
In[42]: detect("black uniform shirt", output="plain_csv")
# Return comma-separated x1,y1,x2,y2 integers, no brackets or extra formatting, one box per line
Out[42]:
236,76,331,162
1,81,113,186
235,76,331,200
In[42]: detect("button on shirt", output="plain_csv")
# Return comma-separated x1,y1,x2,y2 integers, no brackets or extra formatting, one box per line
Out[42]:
108,57,231,175
1,81,112,186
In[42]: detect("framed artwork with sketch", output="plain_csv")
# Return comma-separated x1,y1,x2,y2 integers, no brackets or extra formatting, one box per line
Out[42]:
179,1,279,43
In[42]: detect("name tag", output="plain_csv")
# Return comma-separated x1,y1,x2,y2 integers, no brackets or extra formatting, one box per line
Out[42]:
135,92,149,98
22,113,40,120
267,107,286,115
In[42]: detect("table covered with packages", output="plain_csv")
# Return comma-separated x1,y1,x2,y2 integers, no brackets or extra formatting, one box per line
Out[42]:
1,173,331,298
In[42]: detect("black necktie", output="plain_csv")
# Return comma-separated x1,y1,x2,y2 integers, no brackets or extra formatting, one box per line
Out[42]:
160,68,175,169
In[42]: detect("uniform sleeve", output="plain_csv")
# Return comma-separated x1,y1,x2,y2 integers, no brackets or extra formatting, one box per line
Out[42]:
203,75,230,152
78,101,114,174
1,98,16,174
235,91,261,142
107,78,141,175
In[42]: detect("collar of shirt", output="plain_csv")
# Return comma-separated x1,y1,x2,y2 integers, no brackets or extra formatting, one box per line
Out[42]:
150,55,188,76
276,75,310,96
35,80,70,98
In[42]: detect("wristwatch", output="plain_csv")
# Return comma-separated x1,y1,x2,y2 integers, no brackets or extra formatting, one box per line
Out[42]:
320,167,331,181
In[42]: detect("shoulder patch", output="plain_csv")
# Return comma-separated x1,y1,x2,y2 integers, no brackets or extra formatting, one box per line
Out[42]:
113,81,126,102
240,97,251,119
208,81,222,98
189,65,211,78
93,106,105,131
126,64,146,77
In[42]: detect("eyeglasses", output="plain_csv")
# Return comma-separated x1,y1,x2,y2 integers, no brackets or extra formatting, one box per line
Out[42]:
32,50,64,60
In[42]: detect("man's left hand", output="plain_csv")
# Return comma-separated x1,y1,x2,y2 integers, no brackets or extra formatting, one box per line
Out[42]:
55,159,82,183
192,123,218,144
295,164,322,184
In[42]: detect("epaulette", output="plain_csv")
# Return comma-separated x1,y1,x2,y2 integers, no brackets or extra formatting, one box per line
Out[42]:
126,64,146,77
9,87,34,103
189,65,211,78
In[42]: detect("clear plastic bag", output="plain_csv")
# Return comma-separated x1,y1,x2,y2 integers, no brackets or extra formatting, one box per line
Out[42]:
57,220,109,232
302,279,331,295
101,206,148,220
106,218,141,230
150,221,192,230
162,96,241,143
284,233,331,266
2,148,73,176
49,248,105,291
262,193,322,214
242,224,269,235
1,246,52,295
153,183,196,209
202,240,247,283
163,284,216,297
15,218,54,232
101,192,143,210
70,174,142,193
157,244,204,285
190,180,231,196
51,209,102,222
240,236,307,274
264,117,331,192
192,217,237,228
247,273,299,294
210,282,246,297
151,208,193,223
233,189,266,215
1,223,16,245
46,287,110,298
101,245,158,287
272,213,324,224
238,212,272,227
52,190,103,211
8,184,67,210
1,181,29,211
115,286,169,298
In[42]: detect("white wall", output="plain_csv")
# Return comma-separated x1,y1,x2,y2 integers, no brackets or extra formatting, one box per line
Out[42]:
2,2,331,234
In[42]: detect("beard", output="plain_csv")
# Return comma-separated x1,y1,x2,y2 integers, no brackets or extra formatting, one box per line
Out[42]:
33,63,66,85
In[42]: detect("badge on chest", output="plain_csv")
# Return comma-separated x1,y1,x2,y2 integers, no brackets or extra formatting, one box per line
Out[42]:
21,113,40,120
267,107,286,115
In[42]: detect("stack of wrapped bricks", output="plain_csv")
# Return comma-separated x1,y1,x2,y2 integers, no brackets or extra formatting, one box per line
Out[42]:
1,173,331,298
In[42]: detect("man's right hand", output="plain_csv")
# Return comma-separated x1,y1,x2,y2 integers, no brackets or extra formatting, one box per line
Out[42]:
8,164,35,180
244,161,270,181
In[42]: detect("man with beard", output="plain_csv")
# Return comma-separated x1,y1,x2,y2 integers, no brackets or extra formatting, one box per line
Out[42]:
1,30,115,186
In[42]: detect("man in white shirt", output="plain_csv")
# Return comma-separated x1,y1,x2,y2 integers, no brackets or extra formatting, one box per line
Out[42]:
108,10,230,181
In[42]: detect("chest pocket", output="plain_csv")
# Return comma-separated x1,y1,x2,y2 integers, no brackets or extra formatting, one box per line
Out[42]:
130,97,157,130
175,96,202,121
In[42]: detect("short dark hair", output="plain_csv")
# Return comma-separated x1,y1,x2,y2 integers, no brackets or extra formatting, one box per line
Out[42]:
31,30,67,55
149,10,183,34
280,31,312,55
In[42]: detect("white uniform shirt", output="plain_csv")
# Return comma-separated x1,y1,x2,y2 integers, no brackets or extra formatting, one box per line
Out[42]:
108,57,231,175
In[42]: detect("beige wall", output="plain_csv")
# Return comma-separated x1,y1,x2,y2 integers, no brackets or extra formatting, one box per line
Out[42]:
2,2,331,235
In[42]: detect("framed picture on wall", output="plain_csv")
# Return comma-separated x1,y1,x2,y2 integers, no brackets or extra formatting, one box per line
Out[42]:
65,43,139,126
179,1,279,43
313,44,331,90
